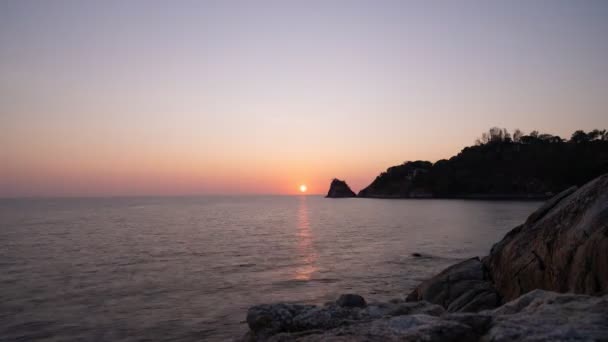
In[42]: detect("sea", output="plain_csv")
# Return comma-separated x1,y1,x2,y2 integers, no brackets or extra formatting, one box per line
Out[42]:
0,196,541,341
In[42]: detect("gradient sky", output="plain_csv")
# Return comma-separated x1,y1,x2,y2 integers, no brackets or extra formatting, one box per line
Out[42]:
1,0,608,197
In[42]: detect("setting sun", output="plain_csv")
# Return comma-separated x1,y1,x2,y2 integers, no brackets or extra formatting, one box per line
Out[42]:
299,184,307,193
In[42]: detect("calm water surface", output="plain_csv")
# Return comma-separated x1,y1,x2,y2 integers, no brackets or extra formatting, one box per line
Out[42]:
0,196,540,341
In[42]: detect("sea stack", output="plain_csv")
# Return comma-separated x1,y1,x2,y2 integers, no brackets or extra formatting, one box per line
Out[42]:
326,179,356,198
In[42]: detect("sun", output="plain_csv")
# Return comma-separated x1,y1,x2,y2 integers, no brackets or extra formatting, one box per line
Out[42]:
299,184,307,193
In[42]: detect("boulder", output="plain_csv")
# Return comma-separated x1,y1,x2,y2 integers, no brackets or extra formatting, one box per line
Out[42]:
336,294,366,308
405,257,501,312
326,179,356,198
246,303,315,337
484,174,608,301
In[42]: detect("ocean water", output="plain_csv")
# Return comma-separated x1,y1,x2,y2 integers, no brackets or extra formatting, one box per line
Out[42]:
0,196,540,341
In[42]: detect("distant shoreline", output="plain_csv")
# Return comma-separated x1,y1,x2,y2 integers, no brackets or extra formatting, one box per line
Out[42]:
328,130,608,200
354,194,551,201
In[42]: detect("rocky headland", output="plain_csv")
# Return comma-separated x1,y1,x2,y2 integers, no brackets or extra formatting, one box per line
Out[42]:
242,173,608,341
326,179,356,198
356,129,608,199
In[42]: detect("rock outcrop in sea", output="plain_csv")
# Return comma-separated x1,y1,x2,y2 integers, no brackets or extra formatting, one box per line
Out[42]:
242,173,608,341
326,179,356,198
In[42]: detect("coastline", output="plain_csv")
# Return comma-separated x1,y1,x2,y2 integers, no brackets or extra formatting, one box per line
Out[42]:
354,194,552,200
242,174,608,341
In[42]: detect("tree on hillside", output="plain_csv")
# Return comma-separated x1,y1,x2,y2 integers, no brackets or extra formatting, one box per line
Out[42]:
489,127,503,143
503,129,512,142
476,127,607,146
571,130,590,143
513,129,523,143
588,130,601,141
538,134,563,143
476,127,512,145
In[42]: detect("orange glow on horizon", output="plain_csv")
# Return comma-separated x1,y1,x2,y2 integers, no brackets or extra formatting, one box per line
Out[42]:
299,184,307,193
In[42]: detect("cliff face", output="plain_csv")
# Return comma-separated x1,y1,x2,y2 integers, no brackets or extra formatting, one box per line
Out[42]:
358,140,608,198
326,179,356,198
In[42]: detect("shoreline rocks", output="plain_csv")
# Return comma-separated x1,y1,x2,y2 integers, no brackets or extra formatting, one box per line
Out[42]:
243,173,608,341
483,174,608,301
405,257,500,313
243,290,608,341
244,297,445,341
326,179,356,198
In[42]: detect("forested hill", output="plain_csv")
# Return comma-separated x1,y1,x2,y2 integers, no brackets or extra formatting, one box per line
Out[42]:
357,128,608,199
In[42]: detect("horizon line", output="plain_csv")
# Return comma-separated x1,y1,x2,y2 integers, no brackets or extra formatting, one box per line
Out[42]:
0,193,327,200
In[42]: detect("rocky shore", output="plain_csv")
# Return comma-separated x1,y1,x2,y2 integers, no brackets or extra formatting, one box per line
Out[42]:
241,174,608,341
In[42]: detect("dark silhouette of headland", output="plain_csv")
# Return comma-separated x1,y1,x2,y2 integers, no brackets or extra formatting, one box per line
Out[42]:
330,128,608,199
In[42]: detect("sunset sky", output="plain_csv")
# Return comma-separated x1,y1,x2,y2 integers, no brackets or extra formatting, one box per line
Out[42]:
2,0,608,197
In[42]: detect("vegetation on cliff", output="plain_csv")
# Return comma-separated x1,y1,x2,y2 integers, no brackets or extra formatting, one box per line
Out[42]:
358,128,608,198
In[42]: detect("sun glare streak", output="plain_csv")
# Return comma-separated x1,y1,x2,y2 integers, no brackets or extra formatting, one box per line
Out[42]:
294,196,317,281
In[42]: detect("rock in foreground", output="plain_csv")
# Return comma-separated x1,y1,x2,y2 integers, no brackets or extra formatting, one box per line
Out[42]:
243,290,608,341
243,298,445,341
484,174,608,301
406,257,500,312
326,179,356,198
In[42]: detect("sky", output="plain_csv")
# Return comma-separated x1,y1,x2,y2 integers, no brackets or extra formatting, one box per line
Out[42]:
1,0,608,197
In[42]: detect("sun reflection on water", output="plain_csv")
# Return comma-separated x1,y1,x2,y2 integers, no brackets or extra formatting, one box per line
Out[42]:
294,196,317,281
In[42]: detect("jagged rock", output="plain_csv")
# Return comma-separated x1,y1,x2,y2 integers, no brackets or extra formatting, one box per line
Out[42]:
405,257,501,312
484,174,608,301
243,291,608,341
326,179,356,198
